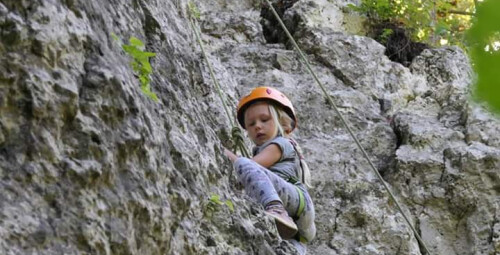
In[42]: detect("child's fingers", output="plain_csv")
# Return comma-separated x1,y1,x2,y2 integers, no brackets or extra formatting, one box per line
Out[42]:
223,148,231,157
223,148,238,162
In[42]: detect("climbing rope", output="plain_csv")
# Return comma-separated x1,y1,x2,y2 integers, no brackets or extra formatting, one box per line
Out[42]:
231,126,250,158
188,10,250,158
262,0,432,253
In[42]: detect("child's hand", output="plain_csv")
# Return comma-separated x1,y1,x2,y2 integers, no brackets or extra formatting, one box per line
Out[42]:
224,148,238,163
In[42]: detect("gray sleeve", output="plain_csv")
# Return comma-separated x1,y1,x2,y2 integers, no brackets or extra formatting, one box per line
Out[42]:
268,136,295,161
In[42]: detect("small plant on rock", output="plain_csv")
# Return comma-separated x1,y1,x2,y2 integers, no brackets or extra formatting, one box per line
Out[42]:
113,34,158,102
188,1,201,20
204,194,234,218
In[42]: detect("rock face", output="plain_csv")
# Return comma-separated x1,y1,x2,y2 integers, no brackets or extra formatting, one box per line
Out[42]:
0,0,498,255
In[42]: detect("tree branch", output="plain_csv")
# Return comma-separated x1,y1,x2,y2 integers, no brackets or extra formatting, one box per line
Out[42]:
448,9,475,16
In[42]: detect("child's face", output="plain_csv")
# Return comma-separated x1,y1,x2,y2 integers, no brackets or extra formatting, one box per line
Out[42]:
244,102,277,146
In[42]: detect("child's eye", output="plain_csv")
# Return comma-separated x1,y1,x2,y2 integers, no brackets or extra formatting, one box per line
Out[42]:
248,121,256,127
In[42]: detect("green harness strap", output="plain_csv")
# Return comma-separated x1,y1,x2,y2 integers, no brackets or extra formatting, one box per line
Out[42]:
293,185,307,244
294,186,305,220
288,176,306,220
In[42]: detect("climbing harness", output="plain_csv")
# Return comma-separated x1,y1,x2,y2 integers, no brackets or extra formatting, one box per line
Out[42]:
284,173,306,220
289,138,312,188
188,10,250,158
286,176,307,243
286,170,307,242
293,186,307,244
262,0,432,253
293,186,305,220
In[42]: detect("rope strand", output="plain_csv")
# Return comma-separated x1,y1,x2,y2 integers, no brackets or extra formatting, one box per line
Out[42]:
188,14,251,158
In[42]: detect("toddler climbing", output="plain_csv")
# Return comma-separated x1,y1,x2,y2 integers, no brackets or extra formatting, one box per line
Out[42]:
224,87,316,254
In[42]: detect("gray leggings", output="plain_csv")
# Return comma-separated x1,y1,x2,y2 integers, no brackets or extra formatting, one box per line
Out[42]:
233,157,316,242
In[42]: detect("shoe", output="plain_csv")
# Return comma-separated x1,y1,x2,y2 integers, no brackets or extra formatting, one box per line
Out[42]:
265,204,298,239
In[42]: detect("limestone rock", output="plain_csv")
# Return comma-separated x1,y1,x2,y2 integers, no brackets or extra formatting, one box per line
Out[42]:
0,0,499,255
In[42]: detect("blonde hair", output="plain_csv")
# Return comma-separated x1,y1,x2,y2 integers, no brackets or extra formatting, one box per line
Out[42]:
268,104,284,137
271,104,313,188
277,108,294,136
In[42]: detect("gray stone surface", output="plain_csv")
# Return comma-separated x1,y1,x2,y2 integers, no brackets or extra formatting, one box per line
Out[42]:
0,0,499,255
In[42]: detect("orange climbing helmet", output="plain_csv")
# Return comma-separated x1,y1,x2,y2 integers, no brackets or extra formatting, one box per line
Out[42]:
237,87,297,130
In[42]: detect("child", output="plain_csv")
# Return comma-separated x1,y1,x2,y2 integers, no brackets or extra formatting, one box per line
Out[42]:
224,87,316,254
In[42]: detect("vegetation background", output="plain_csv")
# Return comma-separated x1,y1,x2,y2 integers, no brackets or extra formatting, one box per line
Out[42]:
350,0,500,113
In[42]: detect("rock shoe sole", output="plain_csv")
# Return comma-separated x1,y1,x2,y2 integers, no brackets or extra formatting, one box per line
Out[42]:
265,211,298,239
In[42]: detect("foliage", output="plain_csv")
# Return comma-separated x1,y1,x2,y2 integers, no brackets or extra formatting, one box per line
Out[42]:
350,0,500,114
349,0,475,48
204,194,234,218
113,34,158,102
188,1,201,20
379,28,394,44
467,0,500,113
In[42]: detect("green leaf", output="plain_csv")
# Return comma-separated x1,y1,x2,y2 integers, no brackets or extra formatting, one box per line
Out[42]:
111,33,120,42
472,49,500,113
121,36,157,102
139,75,149,87
129,36,145,49
380,28,393,43
142,62,153,73
122,44,141,56
435,23,449,36
209,194,224,205
188,2,201,20
142,51,156,57
141,85,158,101
225,200,234,212
346,3,359,11
467,0,500,113
131,61,141,73
149,91,159,102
